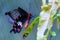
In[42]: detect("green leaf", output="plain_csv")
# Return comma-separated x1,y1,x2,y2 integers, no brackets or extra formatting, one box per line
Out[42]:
23,17,39,38
50,31,56,37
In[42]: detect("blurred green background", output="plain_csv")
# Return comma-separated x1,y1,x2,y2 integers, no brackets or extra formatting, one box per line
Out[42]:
0,0,60,40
